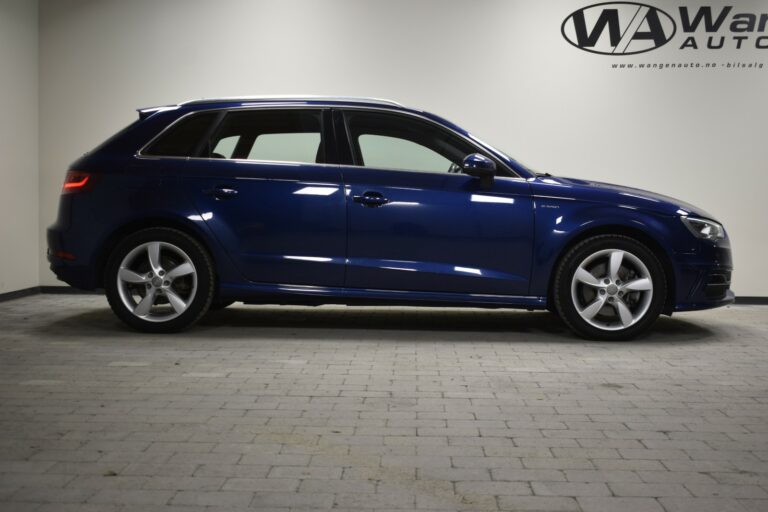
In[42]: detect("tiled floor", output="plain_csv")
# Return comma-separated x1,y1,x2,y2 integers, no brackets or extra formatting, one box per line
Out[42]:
0,294,766,511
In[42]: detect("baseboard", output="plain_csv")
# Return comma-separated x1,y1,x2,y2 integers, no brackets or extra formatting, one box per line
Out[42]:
734,296,768,305
0,286,99,303
0,286,40,303
39,286,99,295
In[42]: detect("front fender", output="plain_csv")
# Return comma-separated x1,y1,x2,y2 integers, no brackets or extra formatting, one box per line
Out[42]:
529,199,686,297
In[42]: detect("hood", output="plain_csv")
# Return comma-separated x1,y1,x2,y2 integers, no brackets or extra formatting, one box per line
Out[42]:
530,176,716,219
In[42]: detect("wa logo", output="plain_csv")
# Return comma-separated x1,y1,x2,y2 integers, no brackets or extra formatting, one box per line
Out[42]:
562,2,677,55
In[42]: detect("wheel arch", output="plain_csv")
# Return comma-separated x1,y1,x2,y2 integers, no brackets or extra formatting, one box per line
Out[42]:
546,225,676,315
95,216,219,289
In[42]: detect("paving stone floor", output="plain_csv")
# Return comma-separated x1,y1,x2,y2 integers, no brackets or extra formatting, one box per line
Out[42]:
0,294,766,511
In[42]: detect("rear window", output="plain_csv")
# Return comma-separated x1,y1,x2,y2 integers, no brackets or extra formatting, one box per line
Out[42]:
142,112,219,157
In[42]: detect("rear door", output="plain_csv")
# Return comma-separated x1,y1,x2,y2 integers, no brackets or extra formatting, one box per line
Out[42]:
179,107,346,287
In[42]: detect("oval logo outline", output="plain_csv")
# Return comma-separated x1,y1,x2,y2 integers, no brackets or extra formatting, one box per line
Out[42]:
561,1,677,56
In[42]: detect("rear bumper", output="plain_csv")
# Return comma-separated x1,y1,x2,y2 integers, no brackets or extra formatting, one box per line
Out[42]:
47,226,100,290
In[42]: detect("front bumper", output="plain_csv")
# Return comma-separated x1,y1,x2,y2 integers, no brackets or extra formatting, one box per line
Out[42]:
673,238,734,312
675,289,735,311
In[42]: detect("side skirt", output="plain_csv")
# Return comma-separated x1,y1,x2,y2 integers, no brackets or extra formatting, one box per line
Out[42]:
220,281,548,309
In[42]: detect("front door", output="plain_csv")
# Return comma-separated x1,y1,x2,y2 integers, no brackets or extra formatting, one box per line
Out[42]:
339,109,534,296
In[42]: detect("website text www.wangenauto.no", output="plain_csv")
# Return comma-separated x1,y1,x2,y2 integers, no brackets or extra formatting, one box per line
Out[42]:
611,61,764,70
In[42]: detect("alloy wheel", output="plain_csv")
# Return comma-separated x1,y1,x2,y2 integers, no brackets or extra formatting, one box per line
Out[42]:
116,241,198,323
570,248,653,331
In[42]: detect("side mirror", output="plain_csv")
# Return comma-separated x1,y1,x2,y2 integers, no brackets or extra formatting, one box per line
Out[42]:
462,153,496,188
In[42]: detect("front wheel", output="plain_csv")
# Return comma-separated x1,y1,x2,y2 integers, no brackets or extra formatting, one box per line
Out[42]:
105,228,214,333
554,235,667,341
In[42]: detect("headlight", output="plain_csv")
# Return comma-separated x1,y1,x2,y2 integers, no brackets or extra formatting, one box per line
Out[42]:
681,216,725,240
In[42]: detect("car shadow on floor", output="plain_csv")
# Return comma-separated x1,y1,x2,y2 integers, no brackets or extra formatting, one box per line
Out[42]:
32,304,719,345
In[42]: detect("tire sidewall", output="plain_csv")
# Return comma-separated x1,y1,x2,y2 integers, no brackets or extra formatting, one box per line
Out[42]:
105,228,214,333
555,235,666,341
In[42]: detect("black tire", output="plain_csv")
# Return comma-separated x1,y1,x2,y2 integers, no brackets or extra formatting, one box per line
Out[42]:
104,227,214,333
553,235,666,341
208,299,235,312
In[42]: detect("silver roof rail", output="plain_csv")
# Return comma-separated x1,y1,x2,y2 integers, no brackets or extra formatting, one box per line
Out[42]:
180,95,403,107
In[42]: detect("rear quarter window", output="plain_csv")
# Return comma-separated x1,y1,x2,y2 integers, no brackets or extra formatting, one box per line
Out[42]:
142,112,219,157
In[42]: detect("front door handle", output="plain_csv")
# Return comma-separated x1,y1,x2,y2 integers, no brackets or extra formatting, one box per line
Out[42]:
207,185,239,200
353,191,389,207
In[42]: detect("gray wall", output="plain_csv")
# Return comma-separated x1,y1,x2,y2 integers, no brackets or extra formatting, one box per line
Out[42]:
31,0,768,295
0,0,38,294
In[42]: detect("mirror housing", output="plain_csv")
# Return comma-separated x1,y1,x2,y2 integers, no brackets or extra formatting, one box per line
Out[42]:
462,153,496,188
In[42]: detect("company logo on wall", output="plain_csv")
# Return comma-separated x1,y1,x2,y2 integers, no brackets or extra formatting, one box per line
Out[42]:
561,2,767,69
562,2,676,55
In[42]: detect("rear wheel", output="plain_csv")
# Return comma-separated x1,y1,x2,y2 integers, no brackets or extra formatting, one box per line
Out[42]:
554,235,666,340
105,228,214,333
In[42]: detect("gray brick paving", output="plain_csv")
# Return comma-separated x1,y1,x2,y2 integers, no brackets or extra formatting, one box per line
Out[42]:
0,295,766,511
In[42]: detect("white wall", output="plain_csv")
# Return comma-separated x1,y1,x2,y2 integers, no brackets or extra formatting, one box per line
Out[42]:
0,0,38,294
38,0,768,295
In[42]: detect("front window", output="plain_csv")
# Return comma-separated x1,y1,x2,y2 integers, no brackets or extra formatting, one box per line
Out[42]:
344,111,482,174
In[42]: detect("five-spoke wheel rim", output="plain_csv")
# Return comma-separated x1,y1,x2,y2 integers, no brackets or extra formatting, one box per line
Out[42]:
570,249,653,331
116,241,197,323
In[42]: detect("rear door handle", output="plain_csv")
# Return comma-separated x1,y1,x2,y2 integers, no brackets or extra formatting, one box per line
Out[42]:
207,185,239,199
353,191,389,207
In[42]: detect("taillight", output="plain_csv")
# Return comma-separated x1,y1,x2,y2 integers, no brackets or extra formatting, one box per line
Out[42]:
62,171,91,194
54,250,76,261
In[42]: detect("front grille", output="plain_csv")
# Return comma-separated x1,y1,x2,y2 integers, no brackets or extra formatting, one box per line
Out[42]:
704,270,731,299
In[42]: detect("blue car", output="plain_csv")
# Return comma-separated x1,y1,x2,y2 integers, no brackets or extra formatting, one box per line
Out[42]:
47,96,733,339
